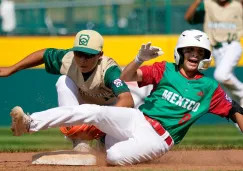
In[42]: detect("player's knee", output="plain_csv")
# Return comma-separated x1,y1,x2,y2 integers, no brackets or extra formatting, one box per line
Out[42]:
56,75,68,87
56,75,75,90
106,149,126,166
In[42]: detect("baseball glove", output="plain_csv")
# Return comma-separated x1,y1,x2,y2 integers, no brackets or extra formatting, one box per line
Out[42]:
59,124,105,140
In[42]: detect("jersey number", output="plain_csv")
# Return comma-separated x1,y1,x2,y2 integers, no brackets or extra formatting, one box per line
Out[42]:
178,113,191,125
227,33,237,42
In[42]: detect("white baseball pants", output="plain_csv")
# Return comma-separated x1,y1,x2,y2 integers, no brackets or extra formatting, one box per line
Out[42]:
28,104,173,165
125,82,153,109
56,75,93,149
213,41,243,104
56,75,84,106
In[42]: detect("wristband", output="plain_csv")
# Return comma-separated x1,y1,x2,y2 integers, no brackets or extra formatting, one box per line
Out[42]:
135,56,144,64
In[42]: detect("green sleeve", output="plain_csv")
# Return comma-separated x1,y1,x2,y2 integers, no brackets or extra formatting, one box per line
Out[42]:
43,48,70,74
104,66,130,96
189,2,205,24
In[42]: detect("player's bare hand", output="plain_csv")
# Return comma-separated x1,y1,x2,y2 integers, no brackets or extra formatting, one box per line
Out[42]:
0,67,14,77
135,42,164,63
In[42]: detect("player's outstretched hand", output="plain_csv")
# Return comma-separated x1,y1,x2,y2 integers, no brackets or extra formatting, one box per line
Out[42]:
0,67,14,77
135,42,164,64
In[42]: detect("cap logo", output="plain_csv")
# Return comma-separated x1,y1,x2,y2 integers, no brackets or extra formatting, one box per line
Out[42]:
79,34,90,46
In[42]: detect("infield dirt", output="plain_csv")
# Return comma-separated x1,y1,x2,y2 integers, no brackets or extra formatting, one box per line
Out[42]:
1,150,243,171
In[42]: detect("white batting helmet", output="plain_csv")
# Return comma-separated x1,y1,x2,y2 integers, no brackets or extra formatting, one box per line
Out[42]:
174,29,212,71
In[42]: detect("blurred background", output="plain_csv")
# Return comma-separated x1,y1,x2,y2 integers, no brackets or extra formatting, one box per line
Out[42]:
0,0,202,36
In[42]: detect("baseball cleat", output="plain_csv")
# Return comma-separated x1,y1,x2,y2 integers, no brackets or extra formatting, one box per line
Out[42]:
10,106,31,136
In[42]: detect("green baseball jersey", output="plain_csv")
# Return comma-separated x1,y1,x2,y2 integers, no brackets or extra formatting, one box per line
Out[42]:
43,48,130,105
138,62,232,144
190,0,243,46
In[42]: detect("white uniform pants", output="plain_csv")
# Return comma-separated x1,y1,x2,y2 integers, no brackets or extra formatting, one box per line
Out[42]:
29,105,173,165
213,41,243,102
56,75,92,148
56,75,84,106
55,75,129,149
55,75,154,152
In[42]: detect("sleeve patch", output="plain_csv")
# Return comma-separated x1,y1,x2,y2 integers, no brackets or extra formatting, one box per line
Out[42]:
225,93,233,103
113,79,123,88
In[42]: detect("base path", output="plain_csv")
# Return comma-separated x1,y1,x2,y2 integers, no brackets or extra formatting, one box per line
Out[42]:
1,150,243,171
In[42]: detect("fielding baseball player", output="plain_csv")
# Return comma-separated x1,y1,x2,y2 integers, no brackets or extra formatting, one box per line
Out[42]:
0,30,134,162
185,0,243,105
10,30,243,165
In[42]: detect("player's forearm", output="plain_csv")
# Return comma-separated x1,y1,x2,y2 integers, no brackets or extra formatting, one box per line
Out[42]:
184,0,201,22
11,49,46,74
120,60,141,82
115,92,134,108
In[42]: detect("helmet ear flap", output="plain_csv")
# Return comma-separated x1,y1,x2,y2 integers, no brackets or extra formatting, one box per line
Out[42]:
198,56,212,71
177,48,184,65
204,50,211,59
174,48,183,65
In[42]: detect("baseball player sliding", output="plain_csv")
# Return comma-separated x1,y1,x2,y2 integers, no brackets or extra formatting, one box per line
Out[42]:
0,30,134,164
10,29,243,165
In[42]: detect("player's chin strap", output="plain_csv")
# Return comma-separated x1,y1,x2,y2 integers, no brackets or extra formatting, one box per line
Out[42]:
228,100,243,123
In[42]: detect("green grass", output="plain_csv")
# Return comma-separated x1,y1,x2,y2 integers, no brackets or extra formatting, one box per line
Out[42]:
0,128,72,152
174,124,243,150
0,124,243,152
